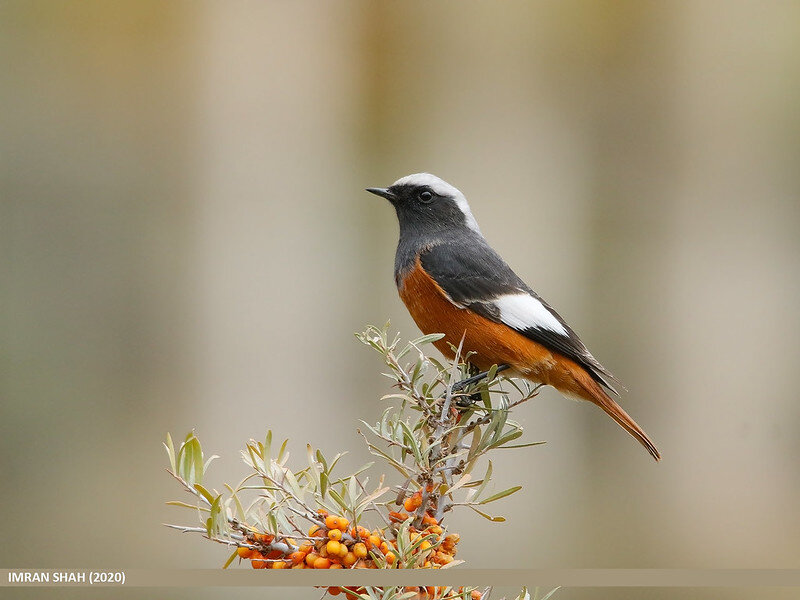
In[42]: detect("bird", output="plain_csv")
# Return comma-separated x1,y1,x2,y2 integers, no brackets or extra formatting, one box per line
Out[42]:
367,173,661,461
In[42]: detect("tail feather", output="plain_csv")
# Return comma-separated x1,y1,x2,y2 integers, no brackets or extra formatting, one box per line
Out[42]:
569,365,661,461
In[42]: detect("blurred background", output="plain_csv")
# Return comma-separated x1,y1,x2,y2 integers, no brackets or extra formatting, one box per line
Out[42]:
2,1,799,599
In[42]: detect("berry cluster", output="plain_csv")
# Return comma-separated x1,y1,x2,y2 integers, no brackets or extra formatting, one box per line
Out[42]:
236,509,460,572
233,508,472,599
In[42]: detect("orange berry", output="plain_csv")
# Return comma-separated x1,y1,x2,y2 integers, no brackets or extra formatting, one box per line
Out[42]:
471,591,482,600
329,563,343,569
250,557,268,569
385,552,396,565
317,508,329,517
305,553,319,567
328,528,343,541
419,540,432,552
326,540,342,556
325,515,339,530
337,543,348,558
353,543,368,559
271,561,287,569
404,491,423,512
299,544,312,554
368,535,381,549
309,525,321,536
343,552,357,567
388,511,408,523
337,517,350,531
422,513,438,526
380,541,390,554
313,557,331,569
328,586,341,595
289,551,306,565
237,546,253,559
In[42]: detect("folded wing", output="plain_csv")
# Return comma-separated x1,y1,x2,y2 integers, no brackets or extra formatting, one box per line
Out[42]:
419,239,621,394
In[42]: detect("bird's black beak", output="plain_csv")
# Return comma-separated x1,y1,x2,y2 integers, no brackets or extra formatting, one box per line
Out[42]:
366,187,396,202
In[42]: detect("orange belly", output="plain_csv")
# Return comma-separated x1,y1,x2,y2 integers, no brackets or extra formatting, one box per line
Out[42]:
398,257,586,395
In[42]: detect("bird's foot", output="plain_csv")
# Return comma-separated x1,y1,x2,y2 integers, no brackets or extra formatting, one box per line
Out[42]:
451,364,510,406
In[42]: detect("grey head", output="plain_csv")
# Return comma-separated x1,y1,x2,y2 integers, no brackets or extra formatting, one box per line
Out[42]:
366,173,482,238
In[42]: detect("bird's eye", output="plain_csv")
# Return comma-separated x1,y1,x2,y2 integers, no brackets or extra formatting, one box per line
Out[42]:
419,190,433,203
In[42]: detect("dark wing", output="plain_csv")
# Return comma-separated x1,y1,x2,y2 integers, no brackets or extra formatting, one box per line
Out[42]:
419,239,621,394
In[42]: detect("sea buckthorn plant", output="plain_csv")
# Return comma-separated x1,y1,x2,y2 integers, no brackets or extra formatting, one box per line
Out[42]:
164,324,558,600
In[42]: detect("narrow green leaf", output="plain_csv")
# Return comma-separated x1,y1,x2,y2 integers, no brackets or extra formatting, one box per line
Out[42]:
328,451,347,473
306,444,320,488
328,488,349,513
283,469,303,497
164,433,176,472
348,476,358,506
264,430,273,464
190,437,204,485
535,587,561,600
488,429,523,449
268,511,279,536
315,449,328,473
468,426,482,460
398,420,423,465
193,483,216,505
204,454,219,473
445,473,472,496
474,460,493,499
478,485,522,504
467,505,506,522
498,441,547,449
366,444,410,477
222,549,238,569
165,500,209,511
277,438,289,462
225,484,247,522
411,332,445,346
320,471,328,499
206,494,222,536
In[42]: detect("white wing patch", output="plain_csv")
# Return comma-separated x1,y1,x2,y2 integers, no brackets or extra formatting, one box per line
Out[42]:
495,293,568,336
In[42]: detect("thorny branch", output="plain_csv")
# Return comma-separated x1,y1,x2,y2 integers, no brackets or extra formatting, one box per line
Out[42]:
163,324,552,600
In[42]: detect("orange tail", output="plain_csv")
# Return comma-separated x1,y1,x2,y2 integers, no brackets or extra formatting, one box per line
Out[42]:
568,365,661,461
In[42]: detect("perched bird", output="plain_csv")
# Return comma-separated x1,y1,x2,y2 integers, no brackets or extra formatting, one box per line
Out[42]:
367,173,661,461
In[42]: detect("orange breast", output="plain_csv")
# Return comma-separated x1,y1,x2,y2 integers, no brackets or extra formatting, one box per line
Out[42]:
398,257,586,394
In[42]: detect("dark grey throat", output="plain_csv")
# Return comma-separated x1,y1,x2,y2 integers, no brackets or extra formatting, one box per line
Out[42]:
392,218,483,288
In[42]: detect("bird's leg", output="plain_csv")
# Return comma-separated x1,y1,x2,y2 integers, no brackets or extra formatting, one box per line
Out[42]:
452,364,511,406
452,364,510,391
